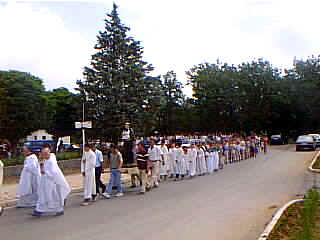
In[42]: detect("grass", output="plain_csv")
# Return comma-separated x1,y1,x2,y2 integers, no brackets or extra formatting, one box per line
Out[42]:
1,151,81,167
267,188,320,240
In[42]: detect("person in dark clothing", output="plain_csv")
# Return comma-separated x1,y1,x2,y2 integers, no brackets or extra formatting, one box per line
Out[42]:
92,145,106,196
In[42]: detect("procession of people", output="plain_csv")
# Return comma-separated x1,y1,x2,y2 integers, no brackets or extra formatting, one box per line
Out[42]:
0,133,268,217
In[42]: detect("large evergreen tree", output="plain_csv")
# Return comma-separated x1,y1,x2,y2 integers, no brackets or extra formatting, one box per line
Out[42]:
77,3,154,141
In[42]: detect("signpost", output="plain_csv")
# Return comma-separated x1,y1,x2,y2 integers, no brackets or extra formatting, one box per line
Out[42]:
75,121,92,153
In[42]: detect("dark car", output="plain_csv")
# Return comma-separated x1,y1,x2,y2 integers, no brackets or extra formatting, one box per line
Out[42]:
296,135,316,151
270,134,288,145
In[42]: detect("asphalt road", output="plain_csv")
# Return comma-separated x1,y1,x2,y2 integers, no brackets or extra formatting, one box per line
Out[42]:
0,145,316,240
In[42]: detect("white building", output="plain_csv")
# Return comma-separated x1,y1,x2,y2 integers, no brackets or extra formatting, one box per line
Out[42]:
26,129,53,141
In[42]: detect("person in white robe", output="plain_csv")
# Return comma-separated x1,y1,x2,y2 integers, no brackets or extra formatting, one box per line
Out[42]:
188,144,197,178
17,146,41,208
0,159,4,216
159,141,169,181
32,145,71,216
81,145,97,206
207,145,214,174
174,145,186,180
168,143,177,178
212,144,220,171
196,145,207,176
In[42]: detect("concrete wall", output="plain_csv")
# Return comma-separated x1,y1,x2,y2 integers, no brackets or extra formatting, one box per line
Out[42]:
4,158,82,177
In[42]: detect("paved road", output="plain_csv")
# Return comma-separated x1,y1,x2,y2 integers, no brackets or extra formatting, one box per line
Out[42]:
0,145,317,240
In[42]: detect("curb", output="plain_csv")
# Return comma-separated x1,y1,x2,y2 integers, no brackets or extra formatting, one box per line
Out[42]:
258,199,304,240
1,178,131,209
308,150,320,173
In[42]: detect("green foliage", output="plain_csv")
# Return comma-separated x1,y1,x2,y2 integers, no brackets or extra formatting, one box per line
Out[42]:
0,70,48,146
293,188,320,240
186,56,320,135
56,151,81,161
45,88,82,149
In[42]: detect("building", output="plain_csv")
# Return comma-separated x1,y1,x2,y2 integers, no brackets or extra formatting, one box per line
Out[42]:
26,130,53,141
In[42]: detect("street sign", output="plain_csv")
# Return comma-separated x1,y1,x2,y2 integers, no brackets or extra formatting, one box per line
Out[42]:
82,121,92,129
75,121,92,129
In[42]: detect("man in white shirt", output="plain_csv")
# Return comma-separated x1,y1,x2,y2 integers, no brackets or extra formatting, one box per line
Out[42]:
147,139,163,188
92,145,106,196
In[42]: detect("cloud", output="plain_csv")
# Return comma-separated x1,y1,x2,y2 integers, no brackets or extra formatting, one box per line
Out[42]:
1,0,320,97
0,1,91,90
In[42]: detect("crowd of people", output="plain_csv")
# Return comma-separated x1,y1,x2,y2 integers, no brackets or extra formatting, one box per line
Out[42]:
0,134,268,217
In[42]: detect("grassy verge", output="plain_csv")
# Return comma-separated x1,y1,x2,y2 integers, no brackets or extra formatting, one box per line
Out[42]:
1,151,81,167
268,188,320,240
312,155,320,169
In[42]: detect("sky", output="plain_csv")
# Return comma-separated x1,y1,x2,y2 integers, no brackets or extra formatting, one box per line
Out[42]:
0,0,319,95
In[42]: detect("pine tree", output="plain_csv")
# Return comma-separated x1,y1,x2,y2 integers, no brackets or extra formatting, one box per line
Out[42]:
77,3,154,141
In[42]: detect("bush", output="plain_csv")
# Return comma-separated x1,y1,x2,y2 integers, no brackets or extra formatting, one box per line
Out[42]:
56,152,81,161
1,151,81,166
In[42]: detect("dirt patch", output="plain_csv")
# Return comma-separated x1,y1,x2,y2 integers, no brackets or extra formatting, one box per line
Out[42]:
312,155,320,169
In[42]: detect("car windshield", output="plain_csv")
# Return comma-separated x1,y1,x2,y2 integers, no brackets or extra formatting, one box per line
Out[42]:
271,135,281,138
297,136,312,142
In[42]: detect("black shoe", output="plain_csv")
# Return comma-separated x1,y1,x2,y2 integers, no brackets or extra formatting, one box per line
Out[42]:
130,184,137,188
56,211,64,216
32,210,43,217
146,187,151,192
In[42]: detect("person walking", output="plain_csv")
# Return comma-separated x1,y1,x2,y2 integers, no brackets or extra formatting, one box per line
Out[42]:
148,139,163,188
32,145,71,216
136,142,151,194
159,140,169,181
103,144,123,199
188,143,197,178
81,144,97,206
17,146,41,208
92,145,106,196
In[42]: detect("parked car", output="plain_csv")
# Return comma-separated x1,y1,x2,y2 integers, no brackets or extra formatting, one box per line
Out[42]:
24,140,54,153
296,135,316,151
270,134,288,145
64,144,80,152
308,134,320,147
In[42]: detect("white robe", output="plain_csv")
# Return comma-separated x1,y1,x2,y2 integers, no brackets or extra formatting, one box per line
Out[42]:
36,154,71,213
207,151,214,173
188,148,197,177
168,148,177,175
159,146,169,176
17,154,40,207
213,151,220,170
197,148,207,175
175,148,187,175
81,150,96,199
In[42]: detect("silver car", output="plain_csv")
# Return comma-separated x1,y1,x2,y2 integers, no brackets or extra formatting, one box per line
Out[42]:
296,135,316,151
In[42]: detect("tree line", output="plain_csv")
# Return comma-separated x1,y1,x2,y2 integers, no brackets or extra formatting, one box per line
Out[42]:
1,3,320,151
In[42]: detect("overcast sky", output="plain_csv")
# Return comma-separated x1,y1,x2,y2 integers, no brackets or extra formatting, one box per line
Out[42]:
0,0,319,95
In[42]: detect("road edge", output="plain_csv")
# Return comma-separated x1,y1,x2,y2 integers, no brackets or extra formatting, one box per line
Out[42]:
308,150,320,173
257,199,304,240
